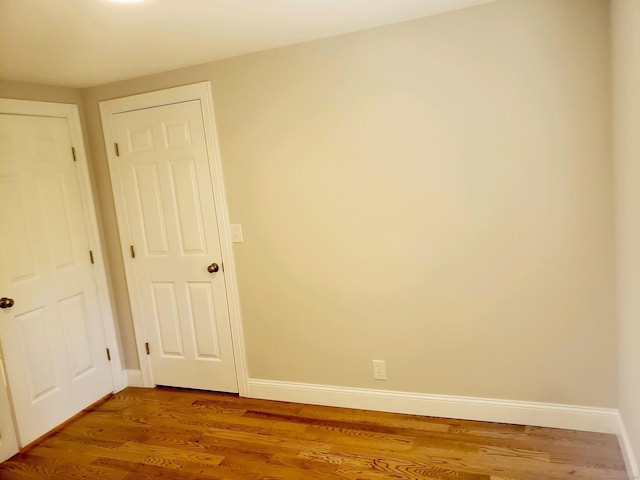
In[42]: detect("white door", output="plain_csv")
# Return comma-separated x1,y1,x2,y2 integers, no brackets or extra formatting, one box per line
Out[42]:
0,113,114,446
0,346,18,462
109,100,238,393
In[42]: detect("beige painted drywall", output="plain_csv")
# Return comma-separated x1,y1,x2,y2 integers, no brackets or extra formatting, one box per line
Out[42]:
82,0,616,406
612,0,640,468
0,80,82,105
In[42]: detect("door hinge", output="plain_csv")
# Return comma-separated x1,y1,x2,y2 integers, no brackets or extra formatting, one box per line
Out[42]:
71,147,77,162
114,143,120,157
145,342,150,355
89,250,95,264
106,348,111,361
130,245,136,258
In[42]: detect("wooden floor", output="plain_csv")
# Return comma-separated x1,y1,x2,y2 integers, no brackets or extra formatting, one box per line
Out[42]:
0,387,628,480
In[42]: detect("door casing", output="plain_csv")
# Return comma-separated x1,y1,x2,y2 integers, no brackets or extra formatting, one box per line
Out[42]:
99,82,248,395
0,98,125,461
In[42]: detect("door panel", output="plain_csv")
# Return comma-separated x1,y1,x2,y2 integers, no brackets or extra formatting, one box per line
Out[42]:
0,179,35,282
60,293,94,378
170,159,207,253
152,282,184,357
112,100,237,392
133,163,170,255
37,174,77,268
17,307,58,402
0,344,18,463
188,282,221,359
0,114,113,446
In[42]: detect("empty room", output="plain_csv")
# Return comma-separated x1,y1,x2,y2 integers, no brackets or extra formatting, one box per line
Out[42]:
0,0,638,478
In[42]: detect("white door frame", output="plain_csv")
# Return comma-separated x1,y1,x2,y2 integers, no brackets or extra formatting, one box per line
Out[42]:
0,98,126,460
99,82,248,396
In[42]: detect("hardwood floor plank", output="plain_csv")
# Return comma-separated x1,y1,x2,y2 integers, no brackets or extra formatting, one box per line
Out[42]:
0,387,628,480
297,405,452,433
0,453,129,480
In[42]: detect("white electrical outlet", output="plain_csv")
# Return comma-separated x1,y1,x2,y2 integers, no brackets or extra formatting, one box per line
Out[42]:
372,360,386,380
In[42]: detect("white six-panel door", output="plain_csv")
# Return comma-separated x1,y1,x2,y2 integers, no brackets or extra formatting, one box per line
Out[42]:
0,342,18,462
0,113,114,447
106,98,239,393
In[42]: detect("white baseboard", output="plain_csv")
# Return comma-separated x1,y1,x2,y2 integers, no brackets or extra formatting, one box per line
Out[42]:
116,374,636,475
125,369,145,388
617,413,640,478
247,379,619,434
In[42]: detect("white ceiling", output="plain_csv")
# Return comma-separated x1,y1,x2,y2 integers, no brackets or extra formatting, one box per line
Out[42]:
0,0,496,89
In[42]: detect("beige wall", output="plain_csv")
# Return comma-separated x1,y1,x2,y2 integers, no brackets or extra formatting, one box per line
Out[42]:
612,0,640,467
82,0,616,406
0,80,82,104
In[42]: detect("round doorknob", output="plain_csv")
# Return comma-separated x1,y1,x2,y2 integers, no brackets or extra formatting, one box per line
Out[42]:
207,263,219,273
0,297,14,309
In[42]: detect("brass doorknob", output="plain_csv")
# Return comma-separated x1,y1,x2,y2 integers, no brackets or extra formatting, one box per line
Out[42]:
207,263,219,273
0,297,14,309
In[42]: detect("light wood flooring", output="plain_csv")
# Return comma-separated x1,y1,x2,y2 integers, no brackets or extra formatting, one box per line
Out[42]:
0,386,628,479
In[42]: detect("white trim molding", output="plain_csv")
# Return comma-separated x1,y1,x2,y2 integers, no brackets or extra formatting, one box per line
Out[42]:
617,413,640,479
125,370,146,388
247,379,619,434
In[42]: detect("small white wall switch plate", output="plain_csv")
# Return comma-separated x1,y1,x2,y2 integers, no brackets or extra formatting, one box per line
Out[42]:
231,224,244,243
